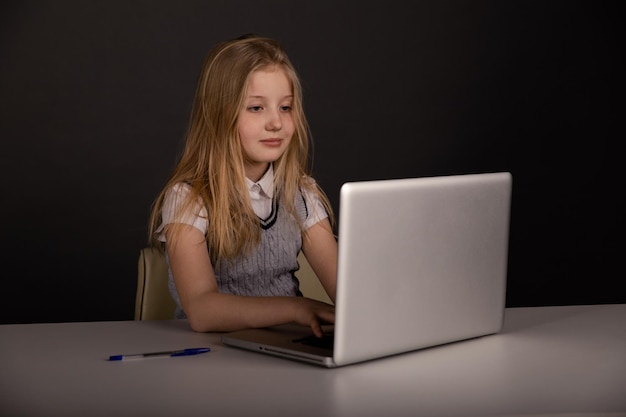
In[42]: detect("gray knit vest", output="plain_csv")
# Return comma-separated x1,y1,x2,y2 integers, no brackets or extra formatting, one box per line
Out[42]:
168,192,308,319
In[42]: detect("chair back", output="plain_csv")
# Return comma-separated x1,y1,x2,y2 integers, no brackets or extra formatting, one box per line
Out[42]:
296,253,333,304
135,247,176,320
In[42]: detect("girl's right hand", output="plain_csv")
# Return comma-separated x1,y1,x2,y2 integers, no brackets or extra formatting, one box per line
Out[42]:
293,297,335,338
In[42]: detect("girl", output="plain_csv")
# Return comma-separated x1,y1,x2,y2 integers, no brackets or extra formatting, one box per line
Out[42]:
148,34,337,338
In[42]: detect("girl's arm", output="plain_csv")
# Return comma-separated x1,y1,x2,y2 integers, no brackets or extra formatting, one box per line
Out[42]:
166,223,334,337
301,218,338,303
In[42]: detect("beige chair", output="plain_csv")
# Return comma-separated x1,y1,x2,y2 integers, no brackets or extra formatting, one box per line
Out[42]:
135,247,332,320
296,253,333,304
135,247,176,320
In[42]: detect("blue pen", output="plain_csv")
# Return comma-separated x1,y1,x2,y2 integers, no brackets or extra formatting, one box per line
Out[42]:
108,347,210,361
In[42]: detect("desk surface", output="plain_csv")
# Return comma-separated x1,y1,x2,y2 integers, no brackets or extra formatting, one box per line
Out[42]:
1,304,625,417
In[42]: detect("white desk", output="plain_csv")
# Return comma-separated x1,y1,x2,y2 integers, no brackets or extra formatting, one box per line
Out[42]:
1,305,625,417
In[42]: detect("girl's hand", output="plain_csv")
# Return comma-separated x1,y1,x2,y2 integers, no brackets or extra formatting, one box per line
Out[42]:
293,297,335,338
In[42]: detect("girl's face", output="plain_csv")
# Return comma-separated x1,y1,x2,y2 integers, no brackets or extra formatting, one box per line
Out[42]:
238,66,295,182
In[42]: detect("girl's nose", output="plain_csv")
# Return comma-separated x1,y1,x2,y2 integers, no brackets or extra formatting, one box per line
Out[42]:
266,110,282,131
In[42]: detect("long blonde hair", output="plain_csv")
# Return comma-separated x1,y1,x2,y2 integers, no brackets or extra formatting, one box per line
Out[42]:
148,34,334,263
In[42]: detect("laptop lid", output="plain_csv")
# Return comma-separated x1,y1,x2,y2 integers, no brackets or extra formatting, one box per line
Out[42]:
222,172,512,368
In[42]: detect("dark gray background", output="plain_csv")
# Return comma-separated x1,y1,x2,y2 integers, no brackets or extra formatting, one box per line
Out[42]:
1,1,621,324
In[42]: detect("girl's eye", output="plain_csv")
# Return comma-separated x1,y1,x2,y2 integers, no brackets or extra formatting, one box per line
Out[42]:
248,106,262,112
280,105,292,112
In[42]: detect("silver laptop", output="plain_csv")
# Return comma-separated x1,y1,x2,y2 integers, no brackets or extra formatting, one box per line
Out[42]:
221,172,512,368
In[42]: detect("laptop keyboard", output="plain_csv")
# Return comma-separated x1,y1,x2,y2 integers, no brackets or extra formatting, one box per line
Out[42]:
293,331,334,350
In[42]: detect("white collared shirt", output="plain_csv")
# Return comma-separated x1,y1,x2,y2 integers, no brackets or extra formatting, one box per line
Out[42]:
245,165,327,228
246,164,275,220
157,165,327,240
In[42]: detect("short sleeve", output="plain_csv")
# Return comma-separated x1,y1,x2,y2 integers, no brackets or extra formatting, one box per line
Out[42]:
301,177,329,230
155,183,208,242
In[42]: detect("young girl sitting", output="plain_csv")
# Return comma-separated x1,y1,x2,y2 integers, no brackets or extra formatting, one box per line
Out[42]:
148,34,337,338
